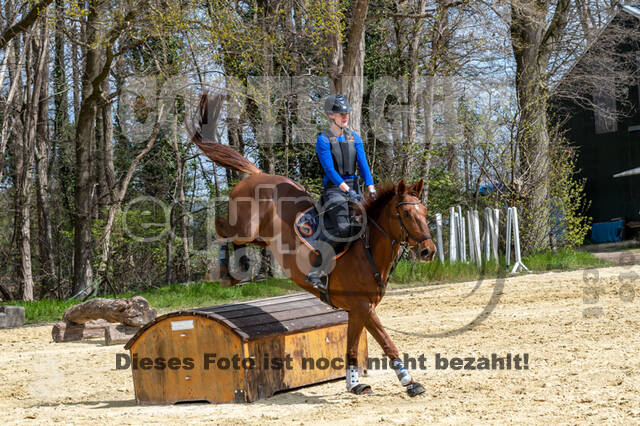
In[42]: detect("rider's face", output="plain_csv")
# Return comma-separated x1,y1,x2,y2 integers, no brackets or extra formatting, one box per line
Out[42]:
331,113,350,127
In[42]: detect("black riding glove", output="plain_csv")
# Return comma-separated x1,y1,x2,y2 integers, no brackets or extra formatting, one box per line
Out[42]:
346,189,362,203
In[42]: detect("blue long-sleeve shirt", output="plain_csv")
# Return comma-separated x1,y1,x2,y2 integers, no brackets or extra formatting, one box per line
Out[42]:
316,130,374,188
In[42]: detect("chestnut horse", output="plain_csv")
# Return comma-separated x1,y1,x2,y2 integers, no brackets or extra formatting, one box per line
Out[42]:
190,94,437,397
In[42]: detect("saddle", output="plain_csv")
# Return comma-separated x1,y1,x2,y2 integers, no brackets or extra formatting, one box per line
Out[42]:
294,206,361,260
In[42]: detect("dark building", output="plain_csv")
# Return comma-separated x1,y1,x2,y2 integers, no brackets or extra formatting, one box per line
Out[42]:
552,5,640,232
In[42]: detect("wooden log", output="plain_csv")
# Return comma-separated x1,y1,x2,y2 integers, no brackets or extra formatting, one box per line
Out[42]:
62,296,156,327
52,319,110,342
104,323,141,346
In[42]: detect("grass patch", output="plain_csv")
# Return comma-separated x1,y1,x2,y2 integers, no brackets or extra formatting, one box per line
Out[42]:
2,278,298,325
524,247,610,271
390,247,612,285
1,298,77,325
121,278,298,311
1,248,612,325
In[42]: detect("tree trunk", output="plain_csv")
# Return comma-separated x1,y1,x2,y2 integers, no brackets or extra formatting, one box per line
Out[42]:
443,75,458,179
329,0,369,134
401,0,427,178
421,75,434,201
35,22,56,296
102,78,116,201
74,1,104,296
96,105,165,285
171,111,191,280
72,20,80,121
16,21,49,301
510,0,570,251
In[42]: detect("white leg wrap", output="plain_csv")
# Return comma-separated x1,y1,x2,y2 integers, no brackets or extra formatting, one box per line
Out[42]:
346,365,359,390
391,358,412,386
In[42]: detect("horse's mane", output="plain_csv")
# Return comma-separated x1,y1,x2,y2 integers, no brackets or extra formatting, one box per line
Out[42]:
361,182,397,220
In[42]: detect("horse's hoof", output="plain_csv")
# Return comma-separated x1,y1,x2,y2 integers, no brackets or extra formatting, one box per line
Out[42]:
349,384,373,395
406,382,426,397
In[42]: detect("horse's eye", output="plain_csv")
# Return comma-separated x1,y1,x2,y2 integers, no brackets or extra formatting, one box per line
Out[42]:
403,211,409,218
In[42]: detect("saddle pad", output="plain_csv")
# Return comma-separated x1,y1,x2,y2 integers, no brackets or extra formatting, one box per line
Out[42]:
294,207,349,260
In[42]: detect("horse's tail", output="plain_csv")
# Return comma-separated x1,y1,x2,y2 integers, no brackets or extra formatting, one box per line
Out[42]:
188,92,262,176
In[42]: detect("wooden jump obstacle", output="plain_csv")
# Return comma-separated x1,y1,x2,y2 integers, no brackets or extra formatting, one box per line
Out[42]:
124,293,368,404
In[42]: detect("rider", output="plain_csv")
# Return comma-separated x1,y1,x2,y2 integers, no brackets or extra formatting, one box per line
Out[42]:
306,94,377,290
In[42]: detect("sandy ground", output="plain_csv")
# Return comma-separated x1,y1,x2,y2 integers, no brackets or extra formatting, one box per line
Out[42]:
2,265,640,425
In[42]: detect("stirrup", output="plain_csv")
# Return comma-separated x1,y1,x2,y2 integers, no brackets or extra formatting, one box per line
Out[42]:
306,271,327,290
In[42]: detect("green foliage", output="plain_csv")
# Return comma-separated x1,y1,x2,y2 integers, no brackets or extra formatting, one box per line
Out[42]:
548,132,592,248
425,165,461,216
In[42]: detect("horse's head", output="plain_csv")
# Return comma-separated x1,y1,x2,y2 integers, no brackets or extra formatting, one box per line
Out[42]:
392,179,437,262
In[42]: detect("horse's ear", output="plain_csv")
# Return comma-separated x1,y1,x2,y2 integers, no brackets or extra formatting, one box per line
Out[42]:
411,179,424,197
397,180,407,195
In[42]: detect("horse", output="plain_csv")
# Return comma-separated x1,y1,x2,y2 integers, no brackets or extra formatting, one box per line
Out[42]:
189,93,437,397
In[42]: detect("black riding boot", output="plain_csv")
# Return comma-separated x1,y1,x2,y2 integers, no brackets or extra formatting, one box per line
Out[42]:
306,252,328,290
305,238,346,291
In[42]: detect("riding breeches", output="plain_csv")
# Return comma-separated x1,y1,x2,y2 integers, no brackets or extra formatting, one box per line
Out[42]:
319,178,361,247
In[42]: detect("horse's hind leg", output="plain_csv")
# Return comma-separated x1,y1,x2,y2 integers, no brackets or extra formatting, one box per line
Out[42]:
215,216,267,287
214,217,240,287
363,307,426,397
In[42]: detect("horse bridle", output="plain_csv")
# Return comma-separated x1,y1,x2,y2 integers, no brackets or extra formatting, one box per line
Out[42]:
366,200,432,248
361,200,433,297
394,201,433,244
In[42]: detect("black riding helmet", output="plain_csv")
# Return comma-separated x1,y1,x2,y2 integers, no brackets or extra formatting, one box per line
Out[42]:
324,94,353,114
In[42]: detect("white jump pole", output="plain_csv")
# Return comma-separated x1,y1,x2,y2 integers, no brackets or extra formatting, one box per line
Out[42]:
484,207,492,261
435,213,445,262
473,210,482,265
510,206,530,273
505,207,512,266
467,209,475,263
456,205,465,261
449,207,457,262
460,215,467,262
492,208,500,261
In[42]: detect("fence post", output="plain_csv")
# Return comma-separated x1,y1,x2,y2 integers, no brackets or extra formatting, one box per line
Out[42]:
449,207,457,262
435,213,445,262
506,207,512,266
484,207,492,260
510,206,530,273
473,210,482,265
467,209,475,263
456,205,465,261
460,214,467,262
492,208,500,261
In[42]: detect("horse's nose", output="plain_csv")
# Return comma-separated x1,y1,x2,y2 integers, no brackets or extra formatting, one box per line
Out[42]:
420,247,431,259
419,243,436,261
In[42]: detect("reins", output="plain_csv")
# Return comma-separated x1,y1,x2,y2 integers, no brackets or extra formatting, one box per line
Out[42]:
361,201,432,297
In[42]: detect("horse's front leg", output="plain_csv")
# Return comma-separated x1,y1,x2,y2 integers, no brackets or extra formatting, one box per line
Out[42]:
345,311,372,395
364,307,426,397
